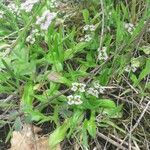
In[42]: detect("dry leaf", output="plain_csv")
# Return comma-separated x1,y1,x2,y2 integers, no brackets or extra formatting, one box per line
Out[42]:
9,124,61,150
47,72,62,82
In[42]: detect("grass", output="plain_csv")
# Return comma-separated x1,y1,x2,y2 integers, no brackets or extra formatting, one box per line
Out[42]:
0,0,150,149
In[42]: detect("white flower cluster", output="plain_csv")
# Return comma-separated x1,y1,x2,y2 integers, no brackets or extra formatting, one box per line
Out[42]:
49,0,60,8
125,57,141,73
67,81,105,105
67,82,86,105
26,29,40,44
93,81,105,94
36,10,57,31
87,81,105,98
8,3,20,15
21,0,39,12
87,87,99,98
79,24,96,42
0,11,4,19
67,95,83,105
98,47,108,61
80,34,92,42
125,65,137,72
71,82,86,92
83,24,96,31
124,23,135,34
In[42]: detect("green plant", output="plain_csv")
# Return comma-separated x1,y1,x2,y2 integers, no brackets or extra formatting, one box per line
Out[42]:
0,0,150,149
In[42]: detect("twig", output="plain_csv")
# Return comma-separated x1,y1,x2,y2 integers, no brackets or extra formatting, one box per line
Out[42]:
131,101,150,132
97,0,105,63
119,101,150,148
122,74,139,94
110,134,137,150
3,91,18,103
97,132,127,150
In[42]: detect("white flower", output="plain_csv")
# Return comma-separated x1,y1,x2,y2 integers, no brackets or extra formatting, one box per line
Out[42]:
79,34,92,42
67,95,83,105
87,88,93,94
36,10,57,31
83,25,90,31
89,25,96,31
79,83,86,92
26,35,35,44
31,29,39,34
98,47,108,61
131,66,137,72
74,95,83,105
124,23,135,34
87,88,99,98
85,34,92,42
99,88,105,94
125,65,137,72
93,81,100,89
71,82,78,91
71,82,86,92
125,65,131,72
21,0,39,12
83,25,96,31
67,95,74,105
8,3,20,15
93,81,105,94
79,37,85,42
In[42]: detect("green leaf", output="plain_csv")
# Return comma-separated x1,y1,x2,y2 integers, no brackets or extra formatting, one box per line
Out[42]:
102,105,123,118
47,71,71,85
21,83,34,109
130,73,138,85
64,42,87,60
13,61,36,76
97,99,116,108
140,46,150,55
82,9,90,24
67,110,84,137
86,111,96,138
131,56,145,68
49,120,70,149
1,59,16,78
26,109,51,122
82,126,89,149
84,98,116,109
136,58,150,85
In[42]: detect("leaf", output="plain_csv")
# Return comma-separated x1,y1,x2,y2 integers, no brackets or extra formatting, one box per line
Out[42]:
64,42,87,60
0,85,14,93
86,111,96,138
21,83,34,109
67,110,84,137
82,9,90,24
84,98,116,109
136,58,150,85
82,127,89,149
140,46,150,55
97,99,117,108
26,109,52,122
131,56,145,68
130,73,138,85
49,120,70,149
102,105,123,118
47,71,71,85
13,61,36,76
9,124,61,150
1,59,16,78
